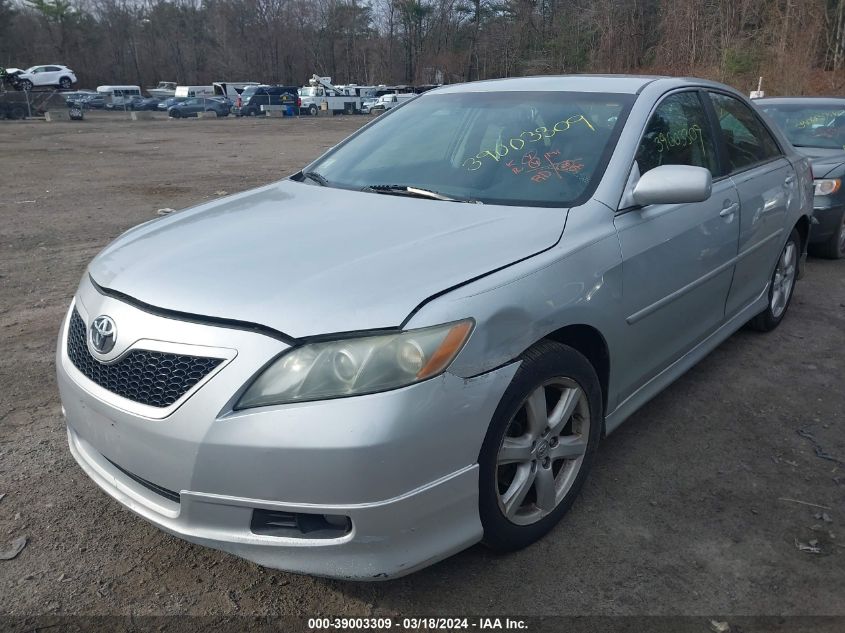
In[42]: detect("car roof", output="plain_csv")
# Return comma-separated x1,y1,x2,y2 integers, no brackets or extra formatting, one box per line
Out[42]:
433,74,734,95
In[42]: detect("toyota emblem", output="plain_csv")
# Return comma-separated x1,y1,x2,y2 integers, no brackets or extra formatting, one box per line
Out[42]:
90,315,117,354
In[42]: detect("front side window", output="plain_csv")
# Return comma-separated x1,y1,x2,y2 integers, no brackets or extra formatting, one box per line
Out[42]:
308,91,634,207
635,91,718,176
709,92,781,172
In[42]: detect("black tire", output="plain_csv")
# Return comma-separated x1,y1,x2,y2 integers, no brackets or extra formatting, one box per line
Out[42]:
478,340,603,552
749,227,801,332
809,210,845,260
20,79,32,91
247,108,256,117
169,110,180,118
309,104,318,116
59,77,72,90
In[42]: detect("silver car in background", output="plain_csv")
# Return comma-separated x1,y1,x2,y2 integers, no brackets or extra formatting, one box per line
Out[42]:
57,76,812,579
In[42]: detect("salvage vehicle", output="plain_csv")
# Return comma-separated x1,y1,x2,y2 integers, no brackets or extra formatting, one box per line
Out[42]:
756,97,845,258
147,81,177,100
157,96,186,111
57,76,812,580
232,85,299,117
12,64,77,90
168,96,230,118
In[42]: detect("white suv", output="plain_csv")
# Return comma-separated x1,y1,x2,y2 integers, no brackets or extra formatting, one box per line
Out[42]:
16,65,77,91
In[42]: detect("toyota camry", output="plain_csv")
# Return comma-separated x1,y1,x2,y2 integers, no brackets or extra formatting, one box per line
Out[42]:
57,75,812,579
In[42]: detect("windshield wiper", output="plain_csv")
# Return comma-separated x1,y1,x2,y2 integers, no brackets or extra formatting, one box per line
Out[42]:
301,171,329,186
363,184,481,204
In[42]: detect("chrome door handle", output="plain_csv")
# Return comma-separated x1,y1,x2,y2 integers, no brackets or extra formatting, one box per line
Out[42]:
784,175,796,185
720,203,739,217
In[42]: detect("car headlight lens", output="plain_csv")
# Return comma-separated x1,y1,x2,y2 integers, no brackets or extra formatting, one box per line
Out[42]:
236,319,473,408
814,178,841,196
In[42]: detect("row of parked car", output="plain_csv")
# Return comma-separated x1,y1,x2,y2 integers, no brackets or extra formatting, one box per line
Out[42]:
63,87,300,118
64,90,234,117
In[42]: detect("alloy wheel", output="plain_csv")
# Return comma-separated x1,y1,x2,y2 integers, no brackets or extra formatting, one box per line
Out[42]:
496,378,590,526
771,240,797,318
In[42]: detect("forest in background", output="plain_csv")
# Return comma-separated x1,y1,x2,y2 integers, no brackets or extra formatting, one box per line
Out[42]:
1,0,844,95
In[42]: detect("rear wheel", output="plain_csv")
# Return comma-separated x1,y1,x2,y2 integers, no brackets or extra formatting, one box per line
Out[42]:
59,77,72,90
479,340,602,552
749,227,800,332
810,210,845,260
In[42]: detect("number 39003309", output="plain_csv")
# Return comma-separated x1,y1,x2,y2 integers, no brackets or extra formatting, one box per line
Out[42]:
462,115,596,171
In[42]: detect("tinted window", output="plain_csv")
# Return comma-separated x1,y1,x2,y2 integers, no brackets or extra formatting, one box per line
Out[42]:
636,92,718,176
309,91,634,207
709,92,781,172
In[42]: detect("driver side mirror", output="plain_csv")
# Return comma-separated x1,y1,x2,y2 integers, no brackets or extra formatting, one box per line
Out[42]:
632,165,713,206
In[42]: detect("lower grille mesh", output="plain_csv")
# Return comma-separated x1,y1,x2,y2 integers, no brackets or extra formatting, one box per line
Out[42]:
67,308,223,408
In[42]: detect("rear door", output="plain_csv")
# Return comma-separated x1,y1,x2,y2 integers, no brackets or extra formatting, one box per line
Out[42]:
613,90,740,399
706,91,797,317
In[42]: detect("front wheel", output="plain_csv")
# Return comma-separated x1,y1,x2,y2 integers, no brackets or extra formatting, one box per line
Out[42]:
20,79,33,91
309,104,318,116
749,227,800,332
479,340,602,552
59,77,72,90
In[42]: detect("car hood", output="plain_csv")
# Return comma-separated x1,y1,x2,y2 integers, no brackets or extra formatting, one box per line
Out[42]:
795,147,845,178
89,180,567,339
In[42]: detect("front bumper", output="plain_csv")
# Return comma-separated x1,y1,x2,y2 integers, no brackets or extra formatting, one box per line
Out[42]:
810,198,845,243
57,276,517,579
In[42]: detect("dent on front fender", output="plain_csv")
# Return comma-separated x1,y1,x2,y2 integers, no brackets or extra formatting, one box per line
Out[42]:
405,206,624,386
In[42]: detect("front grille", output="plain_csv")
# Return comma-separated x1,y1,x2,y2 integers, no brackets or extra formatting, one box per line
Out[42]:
106,458,181,504
67,308,224,408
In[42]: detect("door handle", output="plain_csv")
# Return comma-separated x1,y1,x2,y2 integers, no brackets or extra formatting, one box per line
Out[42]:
784,175,796,186
720,202,739,217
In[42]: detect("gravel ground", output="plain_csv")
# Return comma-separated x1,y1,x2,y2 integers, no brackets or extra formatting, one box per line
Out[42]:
0,113,843,625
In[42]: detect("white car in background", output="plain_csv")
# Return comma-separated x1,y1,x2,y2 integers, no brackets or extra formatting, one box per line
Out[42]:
15,65,77,90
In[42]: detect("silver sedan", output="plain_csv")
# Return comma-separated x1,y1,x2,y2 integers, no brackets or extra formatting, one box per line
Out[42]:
57,75,812,579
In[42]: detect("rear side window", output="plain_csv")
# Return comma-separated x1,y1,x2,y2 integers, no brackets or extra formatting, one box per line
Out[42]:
708,92,781,172
635,92,718,176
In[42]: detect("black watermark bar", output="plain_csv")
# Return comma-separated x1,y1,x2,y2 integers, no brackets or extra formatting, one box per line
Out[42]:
0,616,844,633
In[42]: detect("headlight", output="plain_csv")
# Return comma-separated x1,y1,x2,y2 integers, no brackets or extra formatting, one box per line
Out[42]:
236,319,473,409
814,178,841,196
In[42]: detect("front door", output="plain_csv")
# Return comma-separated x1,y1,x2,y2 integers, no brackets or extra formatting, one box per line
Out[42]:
613,90,740,401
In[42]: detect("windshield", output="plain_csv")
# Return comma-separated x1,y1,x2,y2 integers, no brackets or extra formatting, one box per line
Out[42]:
759,103,845,150
240,86,258,98
308,91,633,207
300,87,318,97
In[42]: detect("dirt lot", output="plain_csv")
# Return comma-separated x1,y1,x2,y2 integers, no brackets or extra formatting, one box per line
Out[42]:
0,112,843,624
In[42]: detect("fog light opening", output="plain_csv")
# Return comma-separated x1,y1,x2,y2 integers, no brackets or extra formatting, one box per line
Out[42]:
250,509,351,539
